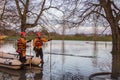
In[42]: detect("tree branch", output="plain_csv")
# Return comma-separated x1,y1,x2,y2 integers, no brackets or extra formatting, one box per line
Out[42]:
92,11,106,19
15,0,22,18
19,0,25,7
43,6,64,13
0,0,7,20
34,0,46,25
116,14,120,22
23,0,29,20
111,1,120,22
111,1,120,12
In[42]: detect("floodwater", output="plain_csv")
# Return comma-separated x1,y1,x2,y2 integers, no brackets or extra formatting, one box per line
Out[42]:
0,40,114,80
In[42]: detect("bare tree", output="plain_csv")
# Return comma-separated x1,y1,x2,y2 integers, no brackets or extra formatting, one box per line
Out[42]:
14,0,53,31
63,0,120,54
0,0,64,32
62,0,120,79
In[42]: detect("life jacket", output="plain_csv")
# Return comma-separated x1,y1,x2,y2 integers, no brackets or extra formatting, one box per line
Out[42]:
17,38,26,51
35,37,43,48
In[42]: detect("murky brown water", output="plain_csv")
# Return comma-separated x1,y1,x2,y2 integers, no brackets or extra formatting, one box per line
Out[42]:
0,40,117,80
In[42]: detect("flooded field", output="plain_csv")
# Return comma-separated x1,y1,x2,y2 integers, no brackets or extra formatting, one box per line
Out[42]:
0,40,113,80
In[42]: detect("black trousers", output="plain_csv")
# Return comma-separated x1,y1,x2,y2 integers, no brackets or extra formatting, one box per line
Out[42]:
34,48,43,61
19,54,26,63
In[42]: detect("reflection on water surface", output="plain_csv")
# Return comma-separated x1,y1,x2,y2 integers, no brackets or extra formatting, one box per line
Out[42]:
0,40,113,80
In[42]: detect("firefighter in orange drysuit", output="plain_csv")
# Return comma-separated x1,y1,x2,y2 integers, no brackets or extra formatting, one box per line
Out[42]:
33,32,52,63
16,32,31,63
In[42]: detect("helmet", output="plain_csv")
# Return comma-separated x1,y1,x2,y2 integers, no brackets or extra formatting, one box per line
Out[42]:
36,32,41,37
20,32,26,36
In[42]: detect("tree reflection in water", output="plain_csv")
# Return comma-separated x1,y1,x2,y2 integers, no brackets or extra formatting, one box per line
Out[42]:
0,72,13,80
60,72,87,80
0,67,43,80
0,40,115,80
89,53,120,80
25,71,35,80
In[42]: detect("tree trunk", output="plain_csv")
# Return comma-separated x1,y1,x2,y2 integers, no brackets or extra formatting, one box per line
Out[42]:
112,33,120,54
111,54,120,79
21,24,26,32
111,23,120,79
110,24,120,54
21,15,26,32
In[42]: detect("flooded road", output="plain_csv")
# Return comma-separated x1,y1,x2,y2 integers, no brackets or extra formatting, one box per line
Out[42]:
0,40,113,80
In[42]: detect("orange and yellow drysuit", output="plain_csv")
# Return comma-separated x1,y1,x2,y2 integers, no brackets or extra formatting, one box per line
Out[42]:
17,37,27,57
33,37,48,62
33,37,48,49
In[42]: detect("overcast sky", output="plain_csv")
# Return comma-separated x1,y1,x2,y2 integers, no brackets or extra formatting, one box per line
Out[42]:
27,25,111,35
56,26,111,35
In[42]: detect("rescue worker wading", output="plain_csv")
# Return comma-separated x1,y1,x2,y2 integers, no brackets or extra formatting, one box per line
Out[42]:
33,32,52,63
16,32,31,63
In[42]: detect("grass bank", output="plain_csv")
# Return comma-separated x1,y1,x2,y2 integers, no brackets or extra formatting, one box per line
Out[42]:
5,35,112,41
52,35,112,41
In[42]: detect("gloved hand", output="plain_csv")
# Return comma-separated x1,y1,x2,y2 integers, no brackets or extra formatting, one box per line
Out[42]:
48,38,52,41
27,40,32,42
33,47,36,51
